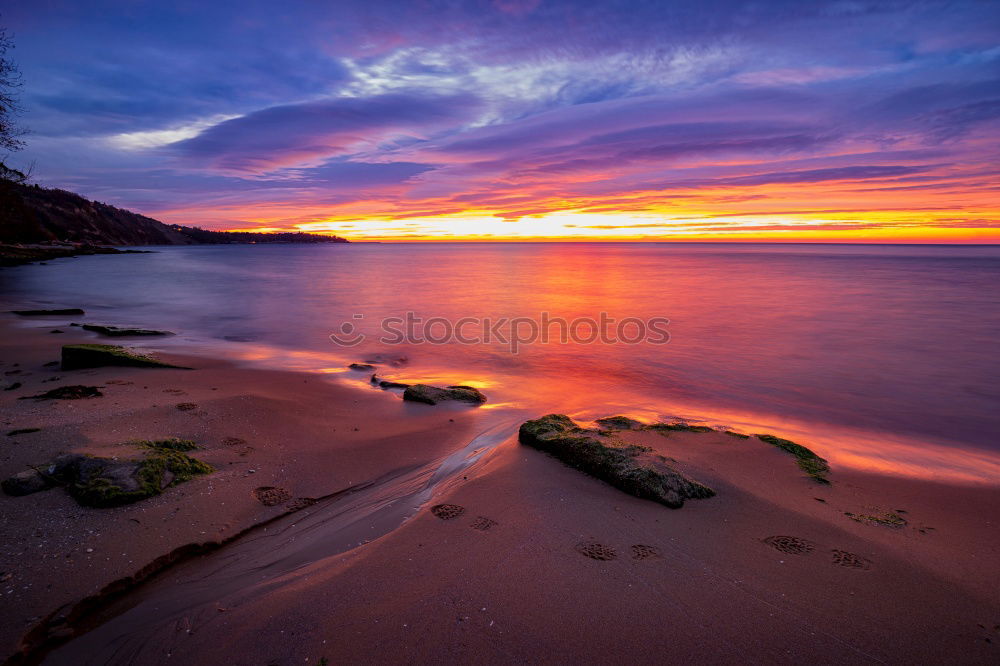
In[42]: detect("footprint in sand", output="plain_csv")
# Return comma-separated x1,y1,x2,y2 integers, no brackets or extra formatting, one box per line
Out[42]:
163,388,187,395
631,544,661,560
253,486,293,506
831,549,873,570
470,516,498,531
575,541,617,561
176,402,198,411
763,535,816,556
222,437,254,456
431,503,466,520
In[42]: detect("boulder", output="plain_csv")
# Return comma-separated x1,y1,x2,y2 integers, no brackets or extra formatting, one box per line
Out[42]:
61,344,188,370
519,414,714,509
403,384,487,405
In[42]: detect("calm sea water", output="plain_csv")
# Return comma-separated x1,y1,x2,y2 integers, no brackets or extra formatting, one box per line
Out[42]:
3,243,999,482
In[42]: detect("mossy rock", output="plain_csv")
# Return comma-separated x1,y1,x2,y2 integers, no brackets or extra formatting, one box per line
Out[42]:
519,414,714,509
594,415,644,431
66,440,211,507
645,422,715,434
403,384,486,405
755,434,830,484
1,440,211,506
61,344,189,370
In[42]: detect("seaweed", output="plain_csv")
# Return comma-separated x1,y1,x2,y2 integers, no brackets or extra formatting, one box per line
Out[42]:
61,344,189,370
755,433,830,483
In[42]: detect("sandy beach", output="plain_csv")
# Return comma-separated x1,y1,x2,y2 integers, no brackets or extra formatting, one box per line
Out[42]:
5,0,1000,662
1,313,998,665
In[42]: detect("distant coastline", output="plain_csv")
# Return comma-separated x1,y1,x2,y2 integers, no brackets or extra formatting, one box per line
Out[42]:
0,180,347,248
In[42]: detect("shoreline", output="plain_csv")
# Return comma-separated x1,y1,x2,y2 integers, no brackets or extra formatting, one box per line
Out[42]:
1,314,999,663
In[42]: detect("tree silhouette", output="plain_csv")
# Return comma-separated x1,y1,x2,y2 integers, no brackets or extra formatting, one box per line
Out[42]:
1,25,27,182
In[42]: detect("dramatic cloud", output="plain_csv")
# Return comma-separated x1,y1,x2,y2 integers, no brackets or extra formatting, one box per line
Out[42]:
6,0,1000,240
171,93,481,173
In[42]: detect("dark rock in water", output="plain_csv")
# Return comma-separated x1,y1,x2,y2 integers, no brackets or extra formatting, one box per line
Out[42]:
370,373,409,389
379,380,410,389
348,363,376,371
10,308,85,316
1,470,52,496
20,385,103,400
49,329,64,334
6,428,41,436
2,382,21,391
518,414,714,509
403,384,487,405
594,415,644,431
61,344,188,370
645,422,715,434
81,324,173,337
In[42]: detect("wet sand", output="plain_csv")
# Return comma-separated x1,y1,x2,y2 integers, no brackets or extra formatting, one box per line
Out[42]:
1,316,999,664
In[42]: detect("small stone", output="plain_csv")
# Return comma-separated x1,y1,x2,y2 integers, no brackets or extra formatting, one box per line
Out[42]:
1,470,52,496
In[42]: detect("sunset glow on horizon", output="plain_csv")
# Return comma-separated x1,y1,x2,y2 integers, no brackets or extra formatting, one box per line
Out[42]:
7,1,999,242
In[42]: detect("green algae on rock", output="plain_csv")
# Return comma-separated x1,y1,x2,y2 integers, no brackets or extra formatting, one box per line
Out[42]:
0,439,212,507
519,414,714,509
645,422,715,434
61,343,189,370
593,415,644,431
755,434,831,484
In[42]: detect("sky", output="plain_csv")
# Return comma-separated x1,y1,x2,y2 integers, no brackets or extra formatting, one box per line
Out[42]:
5,0,1000,241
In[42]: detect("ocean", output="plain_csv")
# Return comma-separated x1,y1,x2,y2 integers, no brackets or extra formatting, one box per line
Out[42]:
3,242,999,482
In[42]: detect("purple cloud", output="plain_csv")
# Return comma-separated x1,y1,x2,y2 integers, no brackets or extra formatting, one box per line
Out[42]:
171,93,481,174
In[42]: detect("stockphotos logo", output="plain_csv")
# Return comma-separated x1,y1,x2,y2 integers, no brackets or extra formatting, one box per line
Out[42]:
330,312,670,354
